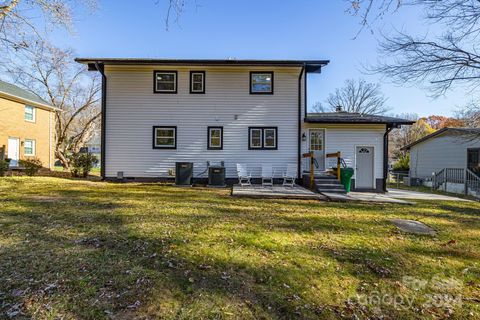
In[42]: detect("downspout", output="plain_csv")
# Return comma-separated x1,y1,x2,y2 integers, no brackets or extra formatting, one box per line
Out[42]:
297,65,305,181
95,61,107,180
383,124,394,192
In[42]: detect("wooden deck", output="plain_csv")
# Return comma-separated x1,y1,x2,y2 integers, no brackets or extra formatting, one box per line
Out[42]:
231,184,326,200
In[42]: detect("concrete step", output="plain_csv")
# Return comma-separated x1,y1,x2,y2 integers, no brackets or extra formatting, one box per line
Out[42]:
317,188,346,194
315,183,343,188
315,179,340,184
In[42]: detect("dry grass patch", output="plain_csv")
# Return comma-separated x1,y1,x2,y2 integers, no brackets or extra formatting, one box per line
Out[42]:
0,177,479,319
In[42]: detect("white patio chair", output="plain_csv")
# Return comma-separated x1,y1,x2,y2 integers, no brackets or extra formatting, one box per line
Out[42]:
261,164,274,187
236,163,251,187
283,163,296,187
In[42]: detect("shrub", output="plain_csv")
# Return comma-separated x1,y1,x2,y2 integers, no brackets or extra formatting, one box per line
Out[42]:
69,152,98,177
0,160,9,177
19,158,43,176
393,153,410,172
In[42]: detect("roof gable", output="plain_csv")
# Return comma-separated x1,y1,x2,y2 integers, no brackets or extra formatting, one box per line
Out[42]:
402,127,480,150
0,80,55,110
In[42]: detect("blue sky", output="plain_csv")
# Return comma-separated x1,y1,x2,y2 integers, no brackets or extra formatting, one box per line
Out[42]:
50,0,468,117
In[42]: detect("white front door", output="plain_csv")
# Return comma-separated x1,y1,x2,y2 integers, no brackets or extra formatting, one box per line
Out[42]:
309,129,325,172
355,146,374,189
7,138,20,167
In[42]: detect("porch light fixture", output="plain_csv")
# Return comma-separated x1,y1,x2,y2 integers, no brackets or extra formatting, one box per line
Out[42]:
302,133,307,142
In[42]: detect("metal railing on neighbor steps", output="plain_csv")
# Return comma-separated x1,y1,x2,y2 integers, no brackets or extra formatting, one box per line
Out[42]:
432,168,480,197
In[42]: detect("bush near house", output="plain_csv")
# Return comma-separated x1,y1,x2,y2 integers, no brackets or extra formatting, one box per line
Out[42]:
18,158,43,176
393,153,410,172
0,160,9,176
69,152,98,177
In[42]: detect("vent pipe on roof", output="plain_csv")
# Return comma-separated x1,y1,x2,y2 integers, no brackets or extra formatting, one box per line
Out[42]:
335,105,343,112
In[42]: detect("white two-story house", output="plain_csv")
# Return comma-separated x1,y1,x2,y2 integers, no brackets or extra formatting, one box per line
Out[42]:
75,58,412,192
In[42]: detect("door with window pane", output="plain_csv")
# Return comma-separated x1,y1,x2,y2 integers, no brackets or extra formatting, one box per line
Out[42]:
309,129,325,172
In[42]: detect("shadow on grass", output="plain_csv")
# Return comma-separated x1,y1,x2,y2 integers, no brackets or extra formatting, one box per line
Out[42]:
1,179,478,319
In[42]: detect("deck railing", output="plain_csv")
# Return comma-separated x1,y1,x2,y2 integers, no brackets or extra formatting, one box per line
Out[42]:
432,167,480,196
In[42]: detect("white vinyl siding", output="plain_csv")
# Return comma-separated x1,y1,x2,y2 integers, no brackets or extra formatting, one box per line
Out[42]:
302,123,385,179
104,65,303,178
410,133,480,178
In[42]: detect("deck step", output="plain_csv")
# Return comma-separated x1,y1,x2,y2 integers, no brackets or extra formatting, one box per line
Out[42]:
316,188,346,194
315,179,340,184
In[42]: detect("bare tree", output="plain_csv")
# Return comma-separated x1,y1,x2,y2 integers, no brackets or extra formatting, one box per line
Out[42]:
2,41,101,169
0,0,97,51
325,79,389,114
455,102,480,128
310,101,327,113
349,0,480,96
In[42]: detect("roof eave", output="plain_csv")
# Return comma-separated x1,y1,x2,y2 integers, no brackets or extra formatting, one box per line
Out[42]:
76,58,330,73
0,91,59,111
304,118,415,125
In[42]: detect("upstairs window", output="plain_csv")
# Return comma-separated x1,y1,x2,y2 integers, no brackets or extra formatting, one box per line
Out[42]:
190,71,205,94
154,71,177,93
153,126,176,149
250,72,273,94
25,106,35,122
24,139,35,156
248,127,277,150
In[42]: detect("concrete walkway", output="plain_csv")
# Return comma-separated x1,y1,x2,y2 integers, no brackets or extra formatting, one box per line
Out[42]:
387,188,471,202
322,192,413,204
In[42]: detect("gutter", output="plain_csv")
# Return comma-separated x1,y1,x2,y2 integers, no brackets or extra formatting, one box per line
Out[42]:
94,61,107,180
383,124,394,192
0,91,60,111
297,65,305,180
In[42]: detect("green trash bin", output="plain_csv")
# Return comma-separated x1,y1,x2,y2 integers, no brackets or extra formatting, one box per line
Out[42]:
340,168,355,193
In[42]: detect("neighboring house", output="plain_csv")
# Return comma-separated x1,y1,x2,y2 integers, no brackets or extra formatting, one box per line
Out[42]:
403,127,480,179
0,80,57,169
80,133,101,167
75,58,413,192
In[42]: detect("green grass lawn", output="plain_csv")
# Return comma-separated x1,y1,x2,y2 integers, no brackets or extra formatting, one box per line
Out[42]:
1,177,479,319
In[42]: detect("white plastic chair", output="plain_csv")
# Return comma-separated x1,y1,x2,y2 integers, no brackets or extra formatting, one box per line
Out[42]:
283,164,296,187
261,164,274,187
236,163,251,187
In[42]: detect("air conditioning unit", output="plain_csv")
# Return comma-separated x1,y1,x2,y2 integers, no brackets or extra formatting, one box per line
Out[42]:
208,165,226,187
175,162,193,186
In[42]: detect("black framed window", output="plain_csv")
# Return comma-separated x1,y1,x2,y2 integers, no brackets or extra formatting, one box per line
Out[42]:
208,126,223,150
248,127,277,150
190,71,205,94
468,148,480,176
154,71,177,93
153,126,177,149
250,71,274,94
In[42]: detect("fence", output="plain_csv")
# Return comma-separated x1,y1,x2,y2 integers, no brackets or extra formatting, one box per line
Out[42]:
388,170,409,188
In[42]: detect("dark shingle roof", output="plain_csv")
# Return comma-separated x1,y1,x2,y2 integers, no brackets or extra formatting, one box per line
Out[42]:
305,112,415,125
402,127,480,150
75,58,330,73
0,80,53,108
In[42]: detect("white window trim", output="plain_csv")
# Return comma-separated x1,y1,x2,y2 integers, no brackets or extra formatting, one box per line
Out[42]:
25,106,36,123
154,127,176,149
190,72,205,93
249,128,263,149
208,127,222,149
24,139,36,156
154,71,177,93
263,128,277,149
